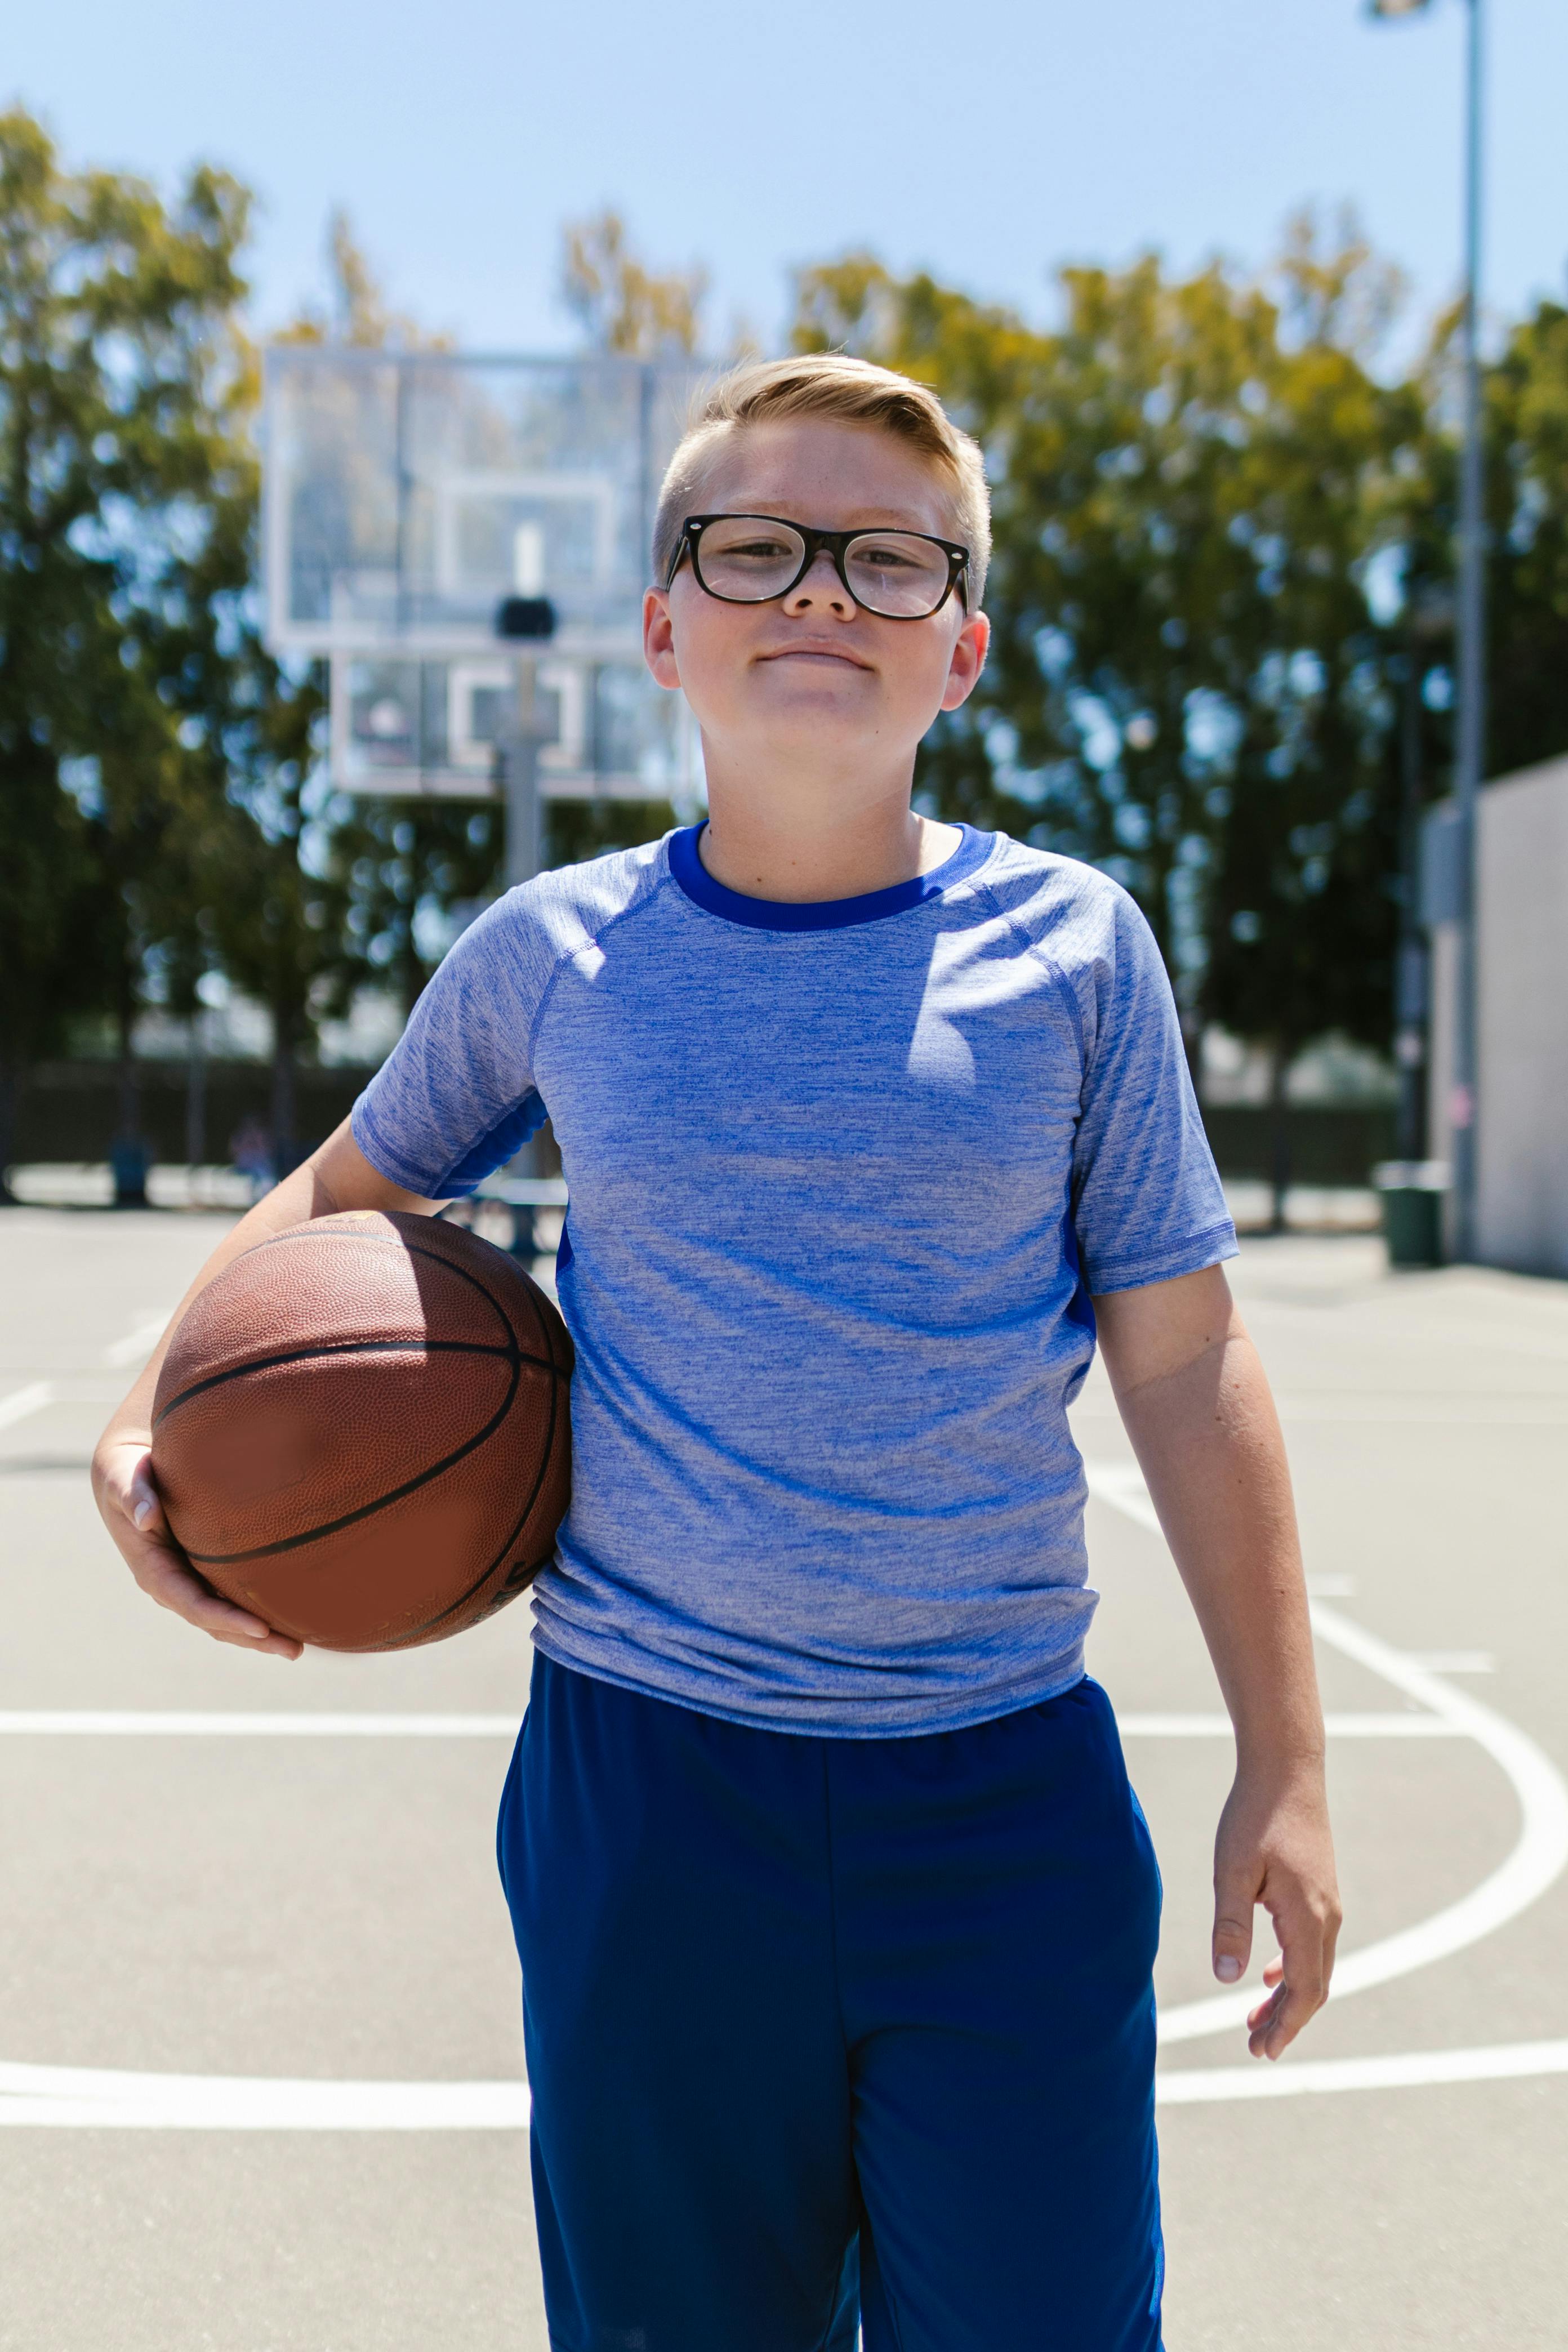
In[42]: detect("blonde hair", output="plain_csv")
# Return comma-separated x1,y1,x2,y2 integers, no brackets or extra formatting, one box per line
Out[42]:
652,353,991,607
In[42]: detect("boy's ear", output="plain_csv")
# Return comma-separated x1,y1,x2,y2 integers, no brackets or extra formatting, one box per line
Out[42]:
643,587,682,692
940,609,990,713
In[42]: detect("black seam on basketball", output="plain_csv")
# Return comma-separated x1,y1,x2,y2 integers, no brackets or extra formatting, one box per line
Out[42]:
374,1344,566,1644
252,1221,541,1352
152,1335,559,1427
401,1230,557,1357
180,1354,567,1566
201,1219,558,1380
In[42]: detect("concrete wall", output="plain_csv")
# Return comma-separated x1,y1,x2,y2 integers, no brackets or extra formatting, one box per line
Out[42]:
1477,755,1568,1275
1431,753,1568,1277
1427,921,1460,1259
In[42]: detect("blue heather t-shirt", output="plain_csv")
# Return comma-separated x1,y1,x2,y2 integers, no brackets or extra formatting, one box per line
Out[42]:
352,823,1236,1735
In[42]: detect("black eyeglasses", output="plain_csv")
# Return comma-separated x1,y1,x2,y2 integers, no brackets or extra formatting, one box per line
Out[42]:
667,514,971,620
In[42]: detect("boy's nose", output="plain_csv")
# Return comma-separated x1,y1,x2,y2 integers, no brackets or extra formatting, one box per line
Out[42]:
780,551,853,618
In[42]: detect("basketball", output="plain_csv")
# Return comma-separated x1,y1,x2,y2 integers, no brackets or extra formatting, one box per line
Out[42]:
149,1210,573,1652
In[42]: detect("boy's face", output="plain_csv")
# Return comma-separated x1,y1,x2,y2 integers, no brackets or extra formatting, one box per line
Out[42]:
643,420,988,787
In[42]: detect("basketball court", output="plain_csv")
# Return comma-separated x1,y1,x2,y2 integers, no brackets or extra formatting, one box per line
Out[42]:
1,1206,1566,2348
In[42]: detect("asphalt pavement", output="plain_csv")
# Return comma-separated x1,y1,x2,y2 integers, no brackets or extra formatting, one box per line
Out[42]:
1,1205,1565,2349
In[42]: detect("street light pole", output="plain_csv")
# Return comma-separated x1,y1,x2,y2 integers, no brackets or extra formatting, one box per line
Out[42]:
1451,0,1486,1260
1369,0,1485,1258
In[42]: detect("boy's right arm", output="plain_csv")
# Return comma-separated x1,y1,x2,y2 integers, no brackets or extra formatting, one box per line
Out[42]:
91,1121,443,1660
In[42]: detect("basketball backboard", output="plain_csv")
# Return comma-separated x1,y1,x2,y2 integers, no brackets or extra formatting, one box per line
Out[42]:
262,348,707,805
325,651,697,801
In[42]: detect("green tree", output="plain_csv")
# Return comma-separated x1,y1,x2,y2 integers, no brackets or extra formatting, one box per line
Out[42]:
1482,296,1568,780
336,801,501,1018
791,224,1419,1220
1195,224,1420,1120
284,207,441,353
197,674,340,1168
105,198,354,1175
561,210,707,358
0,108,259,1190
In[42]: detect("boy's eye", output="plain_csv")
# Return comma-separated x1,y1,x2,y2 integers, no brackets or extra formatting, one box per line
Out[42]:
702,522,802,563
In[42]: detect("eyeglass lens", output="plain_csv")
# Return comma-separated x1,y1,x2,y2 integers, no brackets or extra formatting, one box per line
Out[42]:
693,517,954,618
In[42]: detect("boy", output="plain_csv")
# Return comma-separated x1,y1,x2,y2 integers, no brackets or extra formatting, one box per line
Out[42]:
96,354,1340,2351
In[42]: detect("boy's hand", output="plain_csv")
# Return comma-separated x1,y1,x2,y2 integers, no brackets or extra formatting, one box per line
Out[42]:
1095,1268,1342,2061
92,1436,303,1660
1211,1756,1340,2059
88,1122,436,1661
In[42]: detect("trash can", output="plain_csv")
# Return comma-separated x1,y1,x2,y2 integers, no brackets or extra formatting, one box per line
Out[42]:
109,1134,151,1209
1372,1161,1448,1268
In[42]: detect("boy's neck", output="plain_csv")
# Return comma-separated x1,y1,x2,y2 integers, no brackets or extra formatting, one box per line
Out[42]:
697,774,963,907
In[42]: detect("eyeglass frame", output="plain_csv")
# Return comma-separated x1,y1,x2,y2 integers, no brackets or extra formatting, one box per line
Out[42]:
665,513,972,619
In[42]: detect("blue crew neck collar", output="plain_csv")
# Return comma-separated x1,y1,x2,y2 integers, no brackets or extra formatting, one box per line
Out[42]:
667,821,994,933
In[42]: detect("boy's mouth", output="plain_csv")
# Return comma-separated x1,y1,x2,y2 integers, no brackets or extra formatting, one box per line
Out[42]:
755,643,872,671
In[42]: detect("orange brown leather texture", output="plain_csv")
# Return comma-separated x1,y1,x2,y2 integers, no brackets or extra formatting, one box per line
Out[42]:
151,1210,573,1651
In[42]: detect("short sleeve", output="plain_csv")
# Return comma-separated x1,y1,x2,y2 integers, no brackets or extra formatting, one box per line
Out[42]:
350,889,557,1199
1069,887,1236,1294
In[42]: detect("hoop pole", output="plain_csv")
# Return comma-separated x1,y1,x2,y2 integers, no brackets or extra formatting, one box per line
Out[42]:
502,658,542,890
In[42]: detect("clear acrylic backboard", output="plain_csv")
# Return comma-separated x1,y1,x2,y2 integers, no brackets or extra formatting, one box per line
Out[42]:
261,348,708,802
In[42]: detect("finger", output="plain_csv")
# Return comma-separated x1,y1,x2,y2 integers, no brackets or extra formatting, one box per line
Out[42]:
126,1463,168,1537
1247,1981,1286,2034
1246,1982,1288,2055
1253,1913,1330,2059
100,1447,302,1659
1211,1861,1256,1985
1262,1895,1342,2053
137,1551,302,1658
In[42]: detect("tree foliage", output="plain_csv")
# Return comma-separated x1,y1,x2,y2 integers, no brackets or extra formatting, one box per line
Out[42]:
790,219,1521,1075
1485,297,1568,781
0,108,266,1176
280,208,447,354
560,210,707,358
5,134,1568,1188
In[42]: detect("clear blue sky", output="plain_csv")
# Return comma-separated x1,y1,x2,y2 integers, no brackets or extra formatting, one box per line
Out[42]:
7,0,1566,356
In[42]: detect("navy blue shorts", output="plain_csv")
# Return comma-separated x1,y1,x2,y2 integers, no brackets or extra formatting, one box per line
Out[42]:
498,1658,1164,2352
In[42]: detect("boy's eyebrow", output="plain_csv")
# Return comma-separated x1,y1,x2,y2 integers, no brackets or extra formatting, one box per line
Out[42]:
702,504,952,532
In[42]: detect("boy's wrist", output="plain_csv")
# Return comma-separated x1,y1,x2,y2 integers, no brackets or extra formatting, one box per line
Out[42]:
92,1423,154,1488
97,1424,153,1454
1230,1722,1328,1779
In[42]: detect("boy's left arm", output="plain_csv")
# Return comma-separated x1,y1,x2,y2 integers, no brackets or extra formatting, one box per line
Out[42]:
1093,1263,1342,2060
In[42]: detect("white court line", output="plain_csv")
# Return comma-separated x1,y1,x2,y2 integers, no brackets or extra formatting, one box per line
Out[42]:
0,1466,1560,2127
0,1305,175,1429
1407,1650,1496,1674
100,1311,175,1370
1157,2038,1568,2106
0,2065,530,2131
4,2043,1568,2130
1082,1462,1568,2047
0,1382,54,1431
